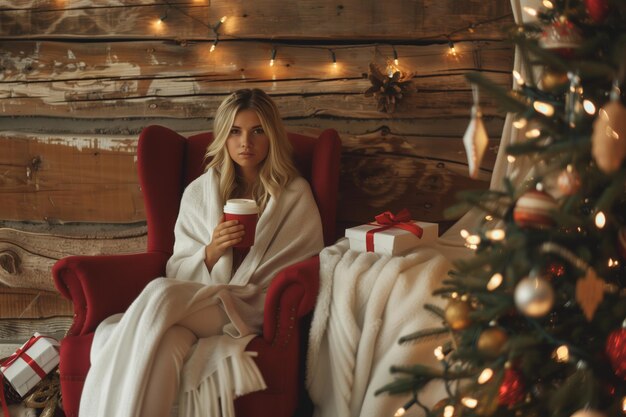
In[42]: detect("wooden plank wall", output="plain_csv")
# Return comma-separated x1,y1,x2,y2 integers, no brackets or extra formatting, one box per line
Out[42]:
0,0,514,340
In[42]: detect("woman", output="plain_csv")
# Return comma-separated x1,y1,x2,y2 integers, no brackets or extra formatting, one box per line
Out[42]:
79,89,324,417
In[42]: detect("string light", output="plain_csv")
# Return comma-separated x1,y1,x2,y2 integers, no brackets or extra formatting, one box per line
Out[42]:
392,46,399,66
487,273,503,291
512,70,525,86
553,345,569,362
485,228,505,240
210,39,218,53
394,399,416,416
477,368,494,384
583,100,596,115
609,258,619,267
461,397,478,408
465,235,481,246
214,15,227,31
269,48,277,67
443,405,455,417
507,155,516,163
533,101,555,116
330,50,337,67
595,211,606,229
543,0,554,9
447,40,457,57
434,345,445,360
523,6,538,16
621,396,626,412
460,229,470,239
513,118,527,129
526,128,541,138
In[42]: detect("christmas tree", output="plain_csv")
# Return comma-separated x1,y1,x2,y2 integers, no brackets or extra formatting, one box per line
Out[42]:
378,1,626,416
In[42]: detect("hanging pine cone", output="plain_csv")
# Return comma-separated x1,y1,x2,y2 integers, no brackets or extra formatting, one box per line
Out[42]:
364,63,413,113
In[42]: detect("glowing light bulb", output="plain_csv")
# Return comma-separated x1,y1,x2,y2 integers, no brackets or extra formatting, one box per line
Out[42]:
485,215,493,221
533,101,555,116
621,396,626,412
434,346,445,361
583,100,596,115
526,128,541,138
523,6,538,16
554,345,569,362
595,211,606,229
513,118,527,129
269,48,277,67
210,43,217,53
507,155,516,163
447,41,457,56
486,229,505,241
487,273,503,291
543,0,554,8
466,235,481,246
220,16,227,23
443,406,455,417
461,397,478,408
394,407,406,417
460,229,469,239
477,368,493,384
512,70,525,86
393,47,399,66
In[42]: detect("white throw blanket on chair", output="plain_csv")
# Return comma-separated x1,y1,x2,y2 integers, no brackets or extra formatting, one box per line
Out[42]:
79,168,324,417
307,240,450,417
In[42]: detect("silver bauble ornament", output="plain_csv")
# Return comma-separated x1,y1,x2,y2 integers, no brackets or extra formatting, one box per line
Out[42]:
514,275,555,317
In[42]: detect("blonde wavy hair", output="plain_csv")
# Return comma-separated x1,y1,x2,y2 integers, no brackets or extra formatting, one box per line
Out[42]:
205,89,299,211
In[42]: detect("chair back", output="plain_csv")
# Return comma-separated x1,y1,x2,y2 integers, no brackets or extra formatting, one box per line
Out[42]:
137,125,340,255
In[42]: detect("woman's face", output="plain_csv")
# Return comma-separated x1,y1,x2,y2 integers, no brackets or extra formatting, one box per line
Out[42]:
226,109,270,180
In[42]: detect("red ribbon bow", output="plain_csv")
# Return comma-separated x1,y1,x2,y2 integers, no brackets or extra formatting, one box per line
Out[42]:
365,208,423,252
0,334,55,417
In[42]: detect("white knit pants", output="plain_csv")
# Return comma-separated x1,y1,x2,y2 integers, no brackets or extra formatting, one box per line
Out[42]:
139,304,229,417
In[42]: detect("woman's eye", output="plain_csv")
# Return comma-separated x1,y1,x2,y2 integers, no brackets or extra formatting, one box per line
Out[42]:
230,128,240,135
253,128,264,135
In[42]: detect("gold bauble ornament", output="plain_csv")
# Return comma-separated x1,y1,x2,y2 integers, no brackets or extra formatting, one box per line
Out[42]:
445,299,473,330
591,98,626,174
541,69,569,93
477,327,508,357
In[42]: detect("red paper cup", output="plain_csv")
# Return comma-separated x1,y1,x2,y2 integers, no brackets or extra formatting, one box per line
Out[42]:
223,199,259,248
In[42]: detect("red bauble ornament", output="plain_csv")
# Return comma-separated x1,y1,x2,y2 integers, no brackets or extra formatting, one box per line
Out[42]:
539,19,583,58
585,0,610,23
498,367,526,406
606,325,626,379
513,190,558,228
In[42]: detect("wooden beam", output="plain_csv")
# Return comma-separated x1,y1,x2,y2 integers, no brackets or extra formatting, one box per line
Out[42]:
0,1,513,40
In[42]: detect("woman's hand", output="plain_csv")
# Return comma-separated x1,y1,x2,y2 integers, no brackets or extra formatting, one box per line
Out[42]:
204,215,245,271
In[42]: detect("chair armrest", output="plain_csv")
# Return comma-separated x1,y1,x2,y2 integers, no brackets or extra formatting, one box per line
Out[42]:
262,256,320,344
52,251,169,336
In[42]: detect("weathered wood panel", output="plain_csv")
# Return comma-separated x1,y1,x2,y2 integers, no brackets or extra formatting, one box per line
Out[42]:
0,317,72,342
0,41,512,118
0,225,146,290
0,1,512,40
1,120,503,224
0,132,142,223
0,287,72,319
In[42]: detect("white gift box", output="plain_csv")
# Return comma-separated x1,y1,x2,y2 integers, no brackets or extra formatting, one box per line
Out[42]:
1,333,59,397
345,220,439,255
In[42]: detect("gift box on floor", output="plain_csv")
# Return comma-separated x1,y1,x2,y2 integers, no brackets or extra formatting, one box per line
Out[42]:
345,209,438,256
1,333,59,398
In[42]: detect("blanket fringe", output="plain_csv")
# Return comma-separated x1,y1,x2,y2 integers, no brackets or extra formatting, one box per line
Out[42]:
178,351,266,417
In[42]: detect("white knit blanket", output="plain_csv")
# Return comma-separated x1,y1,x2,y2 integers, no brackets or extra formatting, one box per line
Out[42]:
307,240,450,417
79,168,324,417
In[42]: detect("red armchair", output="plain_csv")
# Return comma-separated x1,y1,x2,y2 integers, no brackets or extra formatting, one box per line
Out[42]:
52,125,341,417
